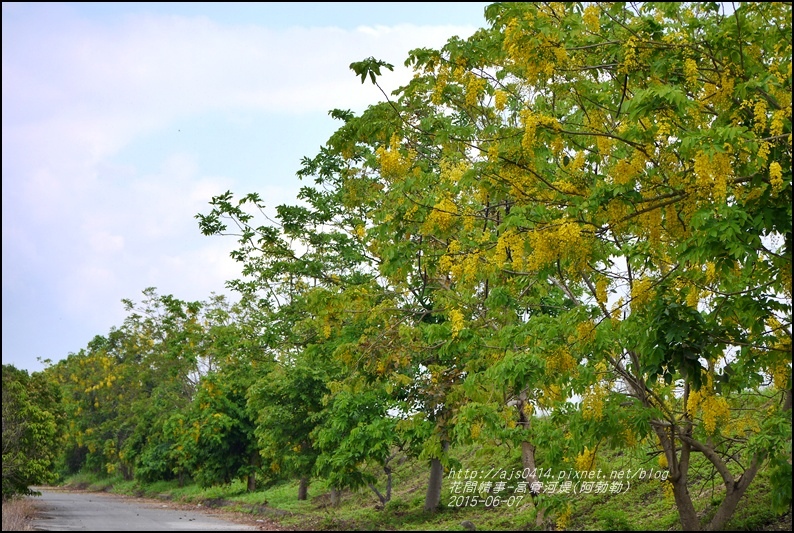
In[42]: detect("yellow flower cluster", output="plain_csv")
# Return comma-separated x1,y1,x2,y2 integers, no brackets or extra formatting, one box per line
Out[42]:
575,320,597,345
705,262,717,284
770,109,787,137
458,253,481,284
693,150,732,203
664,481,675,503
494,89,508,111
440,159,469,183
376,135,412,180
753,99,768,133
486,142,500,162
556,505,573,531
757,141,771,163
683,58,699,87
520,110,558,151
526,219,586,271
441,243,483,285
595,278,608,305
583,4,600,32
685,287,701,308
464,73,487,108
724,415,761,436
540,383,563,407
612,151,646,185
621,36,639,73
575,447,596,471
504,12,567,82
623,429,637,447
687,382,731,434
490,230,521,268
656,120,672,143
630,278,655,309
701,395,730,434
546,347,578,375
422,196,458,234
704,74,735,109
449,309,465,337
566,151,587,173
641,205,663,247
769,161,784,197
432,66,449,105
582,384,607,421
611,298,624,325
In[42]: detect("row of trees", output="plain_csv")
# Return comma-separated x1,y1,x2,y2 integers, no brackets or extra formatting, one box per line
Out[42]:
2,365,62,499
4,3,790,530
198,2,793,528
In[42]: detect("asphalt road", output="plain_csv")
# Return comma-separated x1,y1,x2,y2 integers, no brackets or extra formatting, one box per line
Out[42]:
29,488,262,531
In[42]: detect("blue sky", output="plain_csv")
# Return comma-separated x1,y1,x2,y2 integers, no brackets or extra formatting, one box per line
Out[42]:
2,2,490,372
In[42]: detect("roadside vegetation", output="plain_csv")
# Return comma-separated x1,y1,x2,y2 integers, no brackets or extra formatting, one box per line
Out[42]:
1,497,36,531
48,434,791,531
4,3,791,531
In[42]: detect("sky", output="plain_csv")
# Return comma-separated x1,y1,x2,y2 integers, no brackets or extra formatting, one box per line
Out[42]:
2,2,490,373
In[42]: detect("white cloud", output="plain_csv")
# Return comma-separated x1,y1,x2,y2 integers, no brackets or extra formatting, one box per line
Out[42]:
3,9,480,370
88,230,124,254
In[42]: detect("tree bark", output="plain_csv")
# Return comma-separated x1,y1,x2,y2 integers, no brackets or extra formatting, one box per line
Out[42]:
247,451,259,492
515,391,543,526
330,486,341,507
424,441,449,513
385,466,392,503
655,421,700,530
707,462,760,531
298,476,309,500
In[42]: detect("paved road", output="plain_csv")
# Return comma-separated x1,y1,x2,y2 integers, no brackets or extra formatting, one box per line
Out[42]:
29,488,261,531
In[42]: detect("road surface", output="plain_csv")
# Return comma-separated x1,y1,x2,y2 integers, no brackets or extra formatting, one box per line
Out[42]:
29,487,265,531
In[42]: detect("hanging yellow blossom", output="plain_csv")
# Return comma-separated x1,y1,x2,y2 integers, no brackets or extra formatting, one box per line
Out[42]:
376,135,413,180
421,196,458,234
575,447,596,471
583,5,600,32
701,395,730,433
769,161,784,196
683,58,699,86
449,309,465,337
753,99,768,133
595,278,608,305
494,89,508,111
630,278,655,308
692,151,732,203
582,385,607,421
464,74,487,108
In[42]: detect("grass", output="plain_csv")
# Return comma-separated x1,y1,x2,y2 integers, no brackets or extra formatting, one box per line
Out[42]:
55,437,791,531
2,496,37,531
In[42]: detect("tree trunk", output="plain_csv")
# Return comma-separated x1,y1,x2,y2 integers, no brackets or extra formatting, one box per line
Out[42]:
707,466,760,531
385,466,392,503
670,476,700,531
247,451,259,492
424,441,448,513
517,391,539,490
298,476,309,500
654,423,700,531
516,391,543,526
330,486,341,507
